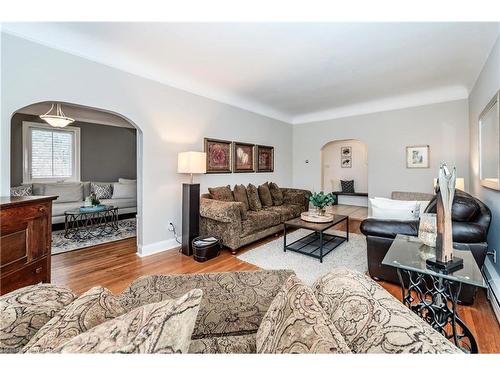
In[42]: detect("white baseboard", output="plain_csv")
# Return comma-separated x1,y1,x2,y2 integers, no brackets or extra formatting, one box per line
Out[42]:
484,258,500,324
137,238,180,257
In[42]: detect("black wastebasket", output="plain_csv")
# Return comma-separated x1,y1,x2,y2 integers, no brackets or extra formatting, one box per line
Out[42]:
192,236,222,262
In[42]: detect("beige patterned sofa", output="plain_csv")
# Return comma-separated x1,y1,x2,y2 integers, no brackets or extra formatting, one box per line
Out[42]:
200,186,311,253
0,269,460,354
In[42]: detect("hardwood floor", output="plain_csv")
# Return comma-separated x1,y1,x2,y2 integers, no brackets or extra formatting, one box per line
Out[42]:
52,214,500,354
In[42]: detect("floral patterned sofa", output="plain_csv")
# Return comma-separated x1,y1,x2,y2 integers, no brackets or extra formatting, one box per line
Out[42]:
0,269,460,354
200,184,311,253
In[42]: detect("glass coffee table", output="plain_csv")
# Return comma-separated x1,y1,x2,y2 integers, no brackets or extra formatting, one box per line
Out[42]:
64,205,119,241
382,234,486,353
283,215,349,263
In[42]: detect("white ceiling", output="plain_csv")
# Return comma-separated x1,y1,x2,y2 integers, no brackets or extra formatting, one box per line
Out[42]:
3,22,499,123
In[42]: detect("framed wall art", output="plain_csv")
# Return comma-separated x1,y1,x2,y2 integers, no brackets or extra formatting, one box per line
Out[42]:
233,142,255,173
204,138,232,173
341,145,352,168
256,145,274,172
406,145,430,168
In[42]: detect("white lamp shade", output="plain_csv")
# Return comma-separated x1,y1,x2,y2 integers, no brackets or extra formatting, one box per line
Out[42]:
433,177,465,191
177,152,206,174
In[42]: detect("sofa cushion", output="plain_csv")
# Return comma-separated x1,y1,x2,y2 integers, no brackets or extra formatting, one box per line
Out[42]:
266,204,302,222
118,270,294,340
39,183,84,203
22,286,126,353
269,182,284,206
256,275,351,354
312,268,461,353
258,183,273,207
112,182,137,199
51,202,83,217
54,289,203,354
246,183,262,211
91,182,113,199
233,184,249,211
189,333,256,354
208,185,234,202
0,284,76,353
242,209,282,237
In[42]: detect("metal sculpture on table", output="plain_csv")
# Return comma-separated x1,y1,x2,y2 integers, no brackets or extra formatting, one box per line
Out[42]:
426,164,463,271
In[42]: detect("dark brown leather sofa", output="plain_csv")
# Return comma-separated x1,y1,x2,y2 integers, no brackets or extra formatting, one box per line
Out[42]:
360,190,491,305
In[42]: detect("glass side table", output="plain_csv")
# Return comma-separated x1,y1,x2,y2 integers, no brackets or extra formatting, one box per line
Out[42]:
382,235,486,353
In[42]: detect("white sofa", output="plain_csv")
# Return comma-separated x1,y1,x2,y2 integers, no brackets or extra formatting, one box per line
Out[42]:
27,181,136,224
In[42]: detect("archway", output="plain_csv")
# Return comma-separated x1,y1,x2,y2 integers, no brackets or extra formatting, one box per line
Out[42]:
9,101,144,250
321,139,368,206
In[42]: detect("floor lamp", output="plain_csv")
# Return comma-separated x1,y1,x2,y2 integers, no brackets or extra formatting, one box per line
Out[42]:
177,151,206,256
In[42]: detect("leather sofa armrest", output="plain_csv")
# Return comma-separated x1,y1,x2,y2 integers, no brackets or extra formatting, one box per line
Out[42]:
200,197,242,223
360,218,419,239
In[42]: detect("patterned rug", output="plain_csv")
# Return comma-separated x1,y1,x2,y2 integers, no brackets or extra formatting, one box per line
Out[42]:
52,218,136,255
237,228,368,285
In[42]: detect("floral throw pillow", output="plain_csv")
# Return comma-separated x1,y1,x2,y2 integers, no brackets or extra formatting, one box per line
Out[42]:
22,286,126,353
53,289,203,354
256,275,351,354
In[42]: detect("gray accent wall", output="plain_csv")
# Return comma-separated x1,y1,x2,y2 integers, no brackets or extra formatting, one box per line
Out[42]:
10,113,137,186
469,35,500,277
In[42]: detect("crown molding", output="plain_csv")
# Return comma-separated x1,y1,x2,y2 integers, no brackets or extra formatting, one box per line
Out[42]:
291,85,469,125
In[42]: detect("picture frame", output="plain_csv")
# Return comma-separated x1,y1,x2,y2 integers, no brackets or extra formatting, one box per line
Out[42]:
233,142,255,173
341,146,352,157
406,145,430,168
341,157,352,168
256,145,274,172
204,138,232,173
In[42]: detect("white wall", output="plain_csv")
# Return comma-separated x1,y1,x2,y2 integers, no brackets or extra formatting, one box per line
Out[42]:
321,139,368,192
0,33,293,255
468,35,500,277
293,100,470,198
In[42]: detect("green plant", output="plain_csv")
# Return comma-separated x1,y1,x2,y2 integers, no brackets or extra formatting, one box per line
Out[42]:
309,191,335,209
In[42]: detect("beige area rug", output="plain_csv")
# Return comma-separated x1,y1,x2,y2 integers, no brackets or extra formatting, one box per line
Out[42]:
237,228,368,285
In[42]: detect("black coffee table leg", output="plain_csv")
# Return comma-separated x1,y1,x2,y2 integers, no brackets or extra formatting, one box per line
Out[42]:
319,231,323,263
346,217,349,241
283,224,287,252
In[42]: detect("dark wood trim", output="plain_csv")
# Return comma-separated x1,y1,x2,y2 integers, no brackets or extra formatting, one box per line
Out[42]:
0,195,58,209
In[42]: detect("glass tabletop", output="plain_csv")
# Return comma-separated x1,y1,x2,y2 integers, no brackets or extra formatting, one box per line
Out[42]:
382,235,486,288
65,205,115,215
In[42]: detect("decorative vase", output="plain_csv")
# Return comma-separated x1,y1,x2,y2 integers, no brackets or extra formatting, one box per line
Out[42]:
318,207,326,216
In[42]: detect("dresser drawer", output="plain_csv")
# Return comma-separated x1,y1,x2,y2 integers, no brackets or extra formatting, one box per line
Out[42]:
0,257,49,295
0,202,50,230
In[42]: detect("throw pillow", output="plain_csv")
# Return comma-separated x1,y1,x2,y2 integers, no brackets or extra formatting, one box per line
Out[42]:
90,182,113,199
246,184,262,211
43,183,84,203
22,286,126,353
258,183,273,207
370,197,419,220
10,185,33,197
112,182,137,199
208,185,234,202
341,180,355,193
236,201,248,221
0,284,77,353
233,184,250,211
53,289,203,354
256,275,351,354
268,182,284,206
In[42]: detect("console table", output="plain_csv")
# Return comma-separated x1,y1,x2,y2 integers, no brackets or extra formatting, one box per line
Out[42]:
382,235,486,353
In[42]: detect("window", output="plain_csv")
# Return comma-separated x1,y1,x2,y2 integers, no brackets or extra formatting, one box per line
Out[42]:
23,122,81,183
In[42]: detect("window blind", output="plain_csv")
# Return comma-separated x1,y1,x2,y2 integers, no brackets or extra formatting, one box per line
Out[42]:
31,128,73,178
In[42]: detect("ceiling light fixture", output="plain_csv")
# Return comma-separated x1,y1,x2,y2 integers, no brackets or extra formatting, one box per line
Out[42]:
40,103,75,128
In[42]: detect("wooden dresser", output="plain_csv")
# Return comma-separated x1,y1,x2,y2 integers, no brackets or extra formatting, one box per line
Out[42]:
0,196,57,295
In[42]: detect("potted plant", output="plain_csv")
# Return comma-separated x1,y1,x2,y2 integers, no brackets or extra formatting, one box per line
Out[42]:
309,192,335,215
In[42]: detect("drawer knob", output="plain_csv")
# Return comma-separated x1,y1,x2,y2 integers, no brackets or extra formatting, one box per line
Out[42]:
35,267,42,274
38,207,46,213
